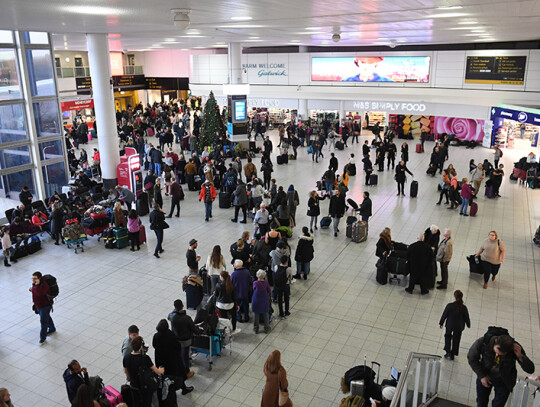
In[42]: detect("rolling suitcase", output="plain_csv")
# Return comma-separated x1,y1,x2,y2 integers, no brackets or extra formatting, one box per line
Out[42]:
137,192,149,216
335,140,344,150
320,216,332,229
277,155,284,165
376,259,388,285
470,202,478,216
416,143,422,153
348,164,357,176
282,154,288,164
369,174,378,185
138,225,146,244
102,386,123,407
351,221,368,243
410,180,418,197
346,223,353,238
219,191,231,208
114,227,129,249
346,215,357,225
120,385,132,407
467,255,483,274
485,185,495,198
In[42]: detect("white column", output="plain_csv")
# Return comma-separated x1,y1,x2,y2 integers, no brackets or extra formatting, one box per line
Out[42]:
298,99,309,121
86,33,120,188
228,43,242,84
339,100,345,124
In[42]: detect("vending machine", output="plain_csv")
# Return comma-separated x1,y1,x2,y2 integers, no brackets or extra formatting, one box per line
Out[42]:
117,147,144,197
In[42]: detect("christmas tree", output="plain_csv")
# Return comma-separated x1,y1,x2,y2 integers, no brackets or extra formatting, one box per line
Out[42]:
198,91,226,152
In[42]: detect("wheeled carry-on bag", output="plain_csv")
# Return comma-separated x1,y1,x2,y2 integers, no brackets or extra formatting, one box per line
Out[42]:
416,143,422,153
369,174,378,185
102,385,123,406
351,221,368,243
410,180,418,197
467,255,483,274
114,227,129,249
470,202,478,216
376,258,387,285
219,191,231,208
277,155,284,165
320,216,332,229
138,224,146,244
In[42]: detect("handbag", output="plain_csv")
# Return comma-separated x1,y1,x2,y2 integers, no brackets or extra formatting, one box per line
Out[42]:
279,389,292,407
144,181,154,190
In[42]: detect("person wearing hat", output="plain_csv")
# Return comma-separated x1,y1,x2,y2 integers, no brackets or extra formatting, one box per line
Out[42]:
186,239,200,271
198,180,216,222
370,386,396,407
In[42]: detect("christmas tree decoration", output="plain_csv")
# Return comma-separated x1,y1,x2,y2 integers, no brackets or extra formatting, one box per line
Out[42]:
198,91,226,152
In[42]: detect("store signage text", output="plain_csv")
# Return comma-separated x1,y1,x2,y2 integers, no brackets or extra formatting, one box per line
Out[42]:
491,107,540,126
352,101,427,112
61,99,94,111
242,63,288,78
248,98,280,107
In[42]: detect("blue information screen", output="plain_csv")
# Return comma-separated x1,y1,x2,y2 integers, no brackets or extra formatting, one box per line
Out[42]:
234,101,246,121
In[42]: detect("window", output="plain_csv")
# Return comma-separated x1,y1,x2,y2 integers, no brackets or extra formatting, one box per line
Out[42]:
33,100,60,137
2,168,35,200
25,49,55,97
0,104,27,144
0,30,13,44
23,31,49,45
0,145,32,169
0,49,21,100
42,161,67,196
39,139,64,161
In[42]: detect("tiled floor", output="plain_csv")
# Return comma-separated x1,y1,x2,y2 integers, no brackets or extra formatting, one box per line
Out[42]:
0,130,539,406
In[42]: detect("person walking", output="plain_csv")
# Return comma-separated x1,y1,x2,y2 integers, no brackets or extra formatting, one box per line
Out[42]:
323,166,335,197
307,190,326,233
149,203,167,258
475,231,506,289
459,178,473,216
439,290,470,360
153,178,163,209
198,180,216,222
401,142,409,163
395,160,413,196
31,271,56,343
262,350,291,407
329,188,346,237
436,170,451,205
127,209,141,252
231,181,248,223
252,269,271,334
167,177,182,218
468,329,534,407
436,229,453,290
293,227,314,280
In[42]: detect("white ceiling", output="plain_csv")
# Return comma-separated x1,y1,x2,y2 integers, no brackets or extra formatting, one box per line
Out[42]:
0,0,539,51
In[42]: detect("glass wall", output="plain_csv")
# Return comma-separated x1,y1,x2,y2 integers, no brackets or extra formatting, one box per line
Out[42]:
0,30,67,204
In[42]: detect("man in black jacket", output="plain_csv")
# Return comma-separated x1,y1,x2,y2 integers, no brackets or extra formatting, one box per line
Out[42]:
329,188,346,237
405,234,433,294
168,299,202,378
186,239,200,271
63,360,89,403
468,331,534,407
329,153,338,173
359,192,372,222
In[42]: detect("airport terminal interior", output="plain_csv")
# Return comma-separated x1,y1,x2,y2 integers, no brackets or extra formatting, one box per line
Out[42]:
0,1,540,407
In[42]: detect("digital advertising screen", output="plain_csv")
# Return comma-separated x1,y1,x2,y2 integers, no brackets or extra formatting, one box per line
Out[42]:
234,100,246,121
465,56,526,85
311,56,431,83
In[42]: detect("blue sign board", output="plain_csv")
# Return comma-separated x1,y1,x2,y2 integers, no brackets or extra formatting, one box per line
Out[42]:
490,107,540,126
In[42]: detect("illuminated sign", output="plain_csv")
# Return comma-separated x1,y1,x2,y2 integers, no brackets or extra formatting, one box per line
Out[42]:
465,56,526,85
61,99,94,111
311,56,431,82
110,52,124,76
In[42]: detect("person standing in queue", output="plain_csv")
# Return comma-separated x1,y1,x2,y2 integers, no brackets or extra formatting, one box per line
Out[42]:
149,203,167,258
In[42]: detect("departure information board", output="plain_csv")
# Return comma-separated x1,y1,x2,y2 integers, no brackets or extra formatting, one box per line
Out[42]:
465,56,527,85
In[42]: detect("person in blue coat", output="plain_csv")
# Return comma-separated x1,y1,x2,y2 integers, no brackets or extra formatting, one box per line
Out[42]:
63,360,89,403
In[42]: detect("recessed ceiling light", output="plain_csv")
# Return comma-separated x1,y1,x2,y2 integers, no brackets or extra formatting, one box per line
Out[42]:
427,12,468,18
437,5,463,10
295,31,326,35
185,30,200,34
249,36,260,39
230,16,252,21
59,5,125,15
290,40,300,43
164,38,176,42
244,39,263,42
192,46,205,49
218,24,265,29
458,20,477,24
178,35,205,38
305,27,323,31
181,48,189,51
471,29,485,33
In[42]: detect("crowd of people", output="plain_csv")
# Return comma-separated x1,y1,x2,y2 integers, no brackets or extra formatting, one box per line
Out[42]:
2,98,536,407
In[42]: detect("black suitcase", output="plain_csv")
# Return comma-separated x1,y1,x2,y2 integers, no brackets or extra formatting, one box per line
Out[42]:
336,141,344,150
121,384,133,406
199,266,212,295
320,216,332,229
426,164,437,176
282,154,288,164
26,236,42,254
219,191,231,208
277,155,284,165
410,180,418,197
369,174,378,185
467,255,483,274
348,164,357,176
137,192,149,216
376,259,387,285
346,215,357,225
12,244,28,260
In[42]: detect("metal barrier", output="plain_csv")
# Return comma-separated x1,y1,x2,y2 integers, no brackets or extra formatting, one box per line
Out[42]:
390,352,442,407
510,377,540,407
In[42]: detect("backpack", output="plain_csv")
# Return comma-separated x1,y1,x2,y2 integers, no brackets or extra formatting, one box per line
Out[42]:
138,364,160,392
341,395,364,407
483,326,511,345
43,274,59,301
274,266,288,287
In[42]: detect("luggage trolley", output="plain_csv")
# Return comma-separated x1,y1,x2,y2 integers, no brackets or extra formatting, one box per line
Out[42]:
191,327,232,371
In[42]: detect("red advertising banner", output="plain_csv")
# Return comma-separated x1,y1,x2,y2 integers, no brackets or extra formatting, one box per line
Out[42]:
61,99,94,111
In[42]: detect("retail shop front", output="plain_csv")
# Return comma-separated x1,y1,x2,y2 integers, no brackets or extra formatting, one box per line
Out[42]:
247,98,298,129
489,106,540,153
60,98,95,129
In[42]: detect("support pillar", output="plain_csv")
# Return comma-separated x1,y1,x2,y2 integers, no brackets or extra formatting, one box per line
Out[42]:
228,43,242,84
298,99,309,121
86,33,120,189
339,100,345,124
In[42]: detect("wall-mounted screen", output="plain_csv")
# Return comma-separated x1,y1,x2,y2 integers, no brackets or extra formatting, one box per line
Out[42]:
234,100,246,121
311,56,431,83
465,56,526,85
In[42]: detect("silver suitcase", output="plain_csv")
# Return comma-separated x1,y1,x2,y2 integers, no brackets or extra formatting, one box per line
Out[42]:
350,380,365,396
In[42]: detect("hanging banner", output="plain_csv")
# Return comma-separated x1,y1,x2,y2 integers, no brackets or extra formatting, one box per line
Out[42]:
61,99,94,111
